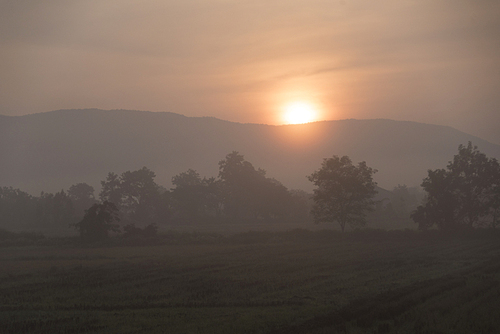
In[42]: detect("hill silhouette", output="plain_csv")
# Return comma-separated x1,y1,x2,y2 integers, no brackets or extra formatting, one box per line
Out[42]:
1,109,499,194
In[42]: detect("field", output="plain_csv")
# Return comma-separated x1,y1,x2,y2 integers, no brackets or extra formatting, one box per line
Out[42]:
1,230,500,333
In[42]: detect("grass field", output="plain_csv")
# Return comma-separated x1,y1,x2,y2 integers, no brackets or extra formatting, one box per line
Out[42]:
1,229,500,333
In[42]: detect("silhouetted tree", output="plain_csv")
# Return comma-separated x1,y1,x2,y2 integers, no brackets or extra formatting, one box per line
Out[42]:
100,172,123,207
171,169,206,221
155,188,173,224
218,151,265,220
254,177,294,221
412,142,500,230
218,151,294,222
0,187,37,230
99,167,161,225
308,155,377,232
53,190,74,226
452,143,500,228
411,169,457,230
171,169,221,222
74,201,120,241
68,182,97,222
203,177,224,217
120,167,160,224
36,190,74,228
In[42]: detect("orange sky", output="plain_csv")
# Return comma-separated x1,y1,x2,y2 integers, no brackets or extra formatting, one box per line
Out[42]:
1,1,500,144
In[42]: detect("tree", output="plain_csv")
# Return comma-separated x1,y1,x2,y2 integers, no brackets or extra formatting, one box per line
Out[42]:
218,151,266,220
411,169,457,231
0,187,37,230
74,201,120,241
203,177,224,217
99,167,162,225
412,142,500,230
99,172,123,206
68,183,97,221
171,169,207,221
308,155,377,232
253,177,294,221
120,167,160,224
36,190,74,228
450,142,497,227
155,187,173,224
218,151,294,222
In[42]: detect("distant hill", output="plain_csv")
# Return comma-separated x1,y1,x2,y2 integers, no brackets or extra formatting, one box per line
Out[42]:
1,109,499,195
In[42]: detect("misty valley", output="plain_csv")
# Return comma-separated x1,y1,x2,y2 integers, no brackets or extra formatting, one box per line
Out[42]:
3,0,500,331
1,111,500,333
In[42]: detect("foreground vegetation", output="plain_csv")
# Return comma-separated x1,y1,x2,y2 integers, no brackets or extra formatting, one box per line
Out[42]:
1,229,500,333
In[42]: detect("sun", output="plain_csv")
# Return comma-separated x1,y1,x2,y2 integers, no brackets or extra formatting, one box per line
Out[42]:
283,101,317,124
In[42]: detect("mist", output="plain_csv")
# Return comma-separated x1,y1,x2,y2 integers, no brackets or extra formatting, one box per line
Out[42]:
2,1,500,332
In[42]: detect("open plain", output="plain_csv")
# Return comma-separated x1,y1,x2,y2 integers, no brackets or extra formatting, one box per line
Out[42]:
1,230,500,333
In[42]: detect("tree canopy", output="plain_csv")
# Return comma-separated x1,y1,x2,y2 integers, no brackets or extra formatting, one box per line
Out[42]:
74,201,120,241
171,169,221,222
99,167,162,225
68,183,96,221
412,142,500,230
218,151,294,222
308,155,377,232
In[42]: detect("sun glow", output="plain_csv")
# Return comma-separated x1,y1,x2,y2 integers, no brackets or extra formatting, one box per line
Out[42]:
283,101,318,124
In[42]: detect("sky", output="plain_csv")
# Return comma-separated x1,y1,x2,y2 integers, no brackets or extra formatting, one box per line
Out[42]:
1,0,500,144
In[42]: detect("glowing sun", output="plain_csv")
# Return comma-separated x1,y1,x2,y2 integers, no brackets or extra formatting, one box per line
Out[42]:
283,101,318,124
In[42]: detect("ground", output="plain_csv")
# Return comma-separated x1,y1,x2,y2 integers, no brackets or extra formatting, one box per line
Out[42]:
1,230,499,333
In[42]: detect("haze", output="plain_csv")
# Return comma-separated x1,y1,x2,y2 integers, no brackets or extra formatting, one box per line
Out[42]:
1,1,499,144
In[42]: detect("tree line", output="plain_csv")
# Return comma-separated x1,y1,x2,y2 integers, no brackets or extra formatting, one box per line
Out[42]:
1,143,498,240
0,152,312,238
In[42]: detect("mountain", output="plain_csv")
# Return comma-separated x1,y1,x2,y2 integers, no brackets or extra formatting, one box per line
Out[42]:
1,109,499,195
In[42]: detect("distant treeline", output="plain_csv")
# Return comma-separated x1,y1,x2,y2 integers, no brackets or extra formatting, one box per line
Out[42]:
0,151,419,235
4,142,497,237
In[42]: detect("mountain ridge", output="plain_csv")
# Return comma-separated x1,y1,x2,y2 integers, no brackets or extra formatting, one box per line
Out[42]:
1,109,499,195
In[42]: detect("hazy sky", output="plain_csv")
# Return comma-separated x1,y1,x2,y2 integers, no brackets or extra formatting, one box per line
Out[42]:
1,0,499,144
